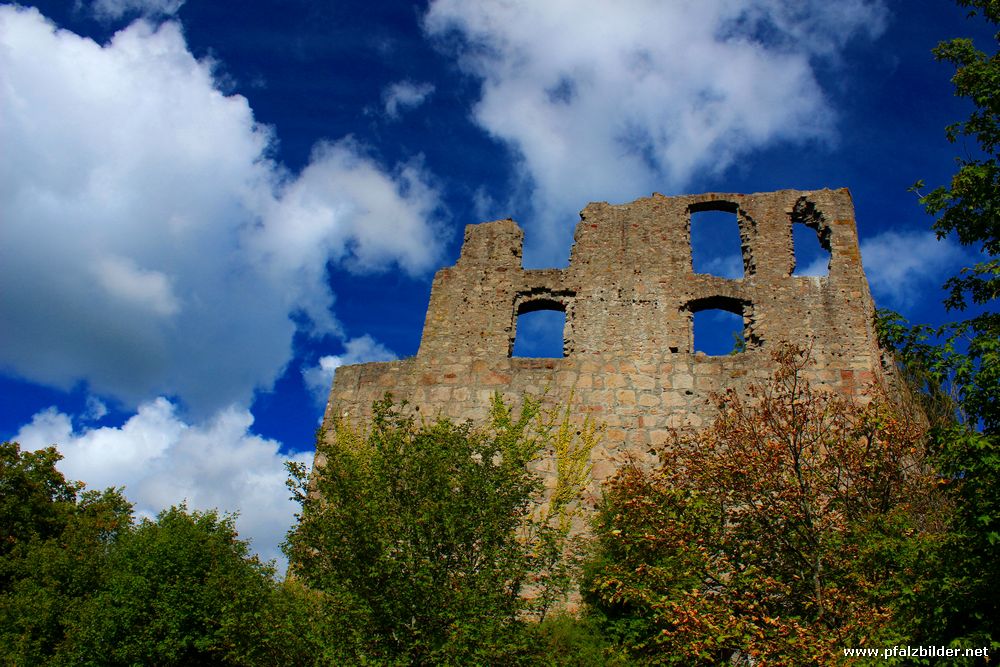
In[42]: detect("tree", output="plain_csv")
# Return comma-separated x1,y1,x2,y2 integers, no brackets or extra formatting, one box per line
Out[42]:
880,0,1000,648
906,0,999,433
583,346,952,664
60,506,290,666
0,442,82,566
284,393,595,665
0,442,133,665
0,442,309,666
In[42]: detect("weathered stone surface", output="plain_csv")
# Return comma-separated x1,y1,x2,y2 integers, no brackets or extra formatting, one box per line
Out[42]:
319,189,886,494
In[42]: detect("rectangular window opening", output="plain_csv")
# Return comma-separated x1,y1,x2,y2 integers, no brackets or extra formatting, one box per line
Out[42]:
693,309,745,356
691,208,744,279
792,223,831,276
512,309,566,358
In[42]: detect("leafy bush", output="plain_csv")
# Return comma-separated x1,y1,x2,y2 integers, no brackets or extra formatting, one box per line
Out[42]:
284,393,595,665
583,346,953,664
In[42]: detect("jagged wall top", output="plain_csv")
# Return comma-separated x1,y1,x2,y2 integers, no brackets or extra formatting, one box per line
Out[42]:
417,188,874,364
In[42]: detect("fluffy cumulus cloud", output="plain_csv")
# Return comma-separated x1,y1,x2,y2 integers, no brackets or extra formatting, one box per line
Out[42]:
0,6,442,417
302,335,398,404
424,0,887,262
383,80,435,118
258,141,441,288
14,399,310,568
861,229,970,307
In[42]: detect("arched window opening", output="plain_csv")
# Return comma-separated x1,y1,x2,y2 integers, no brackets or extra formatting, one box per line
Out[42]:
512,300,567,358
690,202,744,279
792,222,831,276
686,296,749,356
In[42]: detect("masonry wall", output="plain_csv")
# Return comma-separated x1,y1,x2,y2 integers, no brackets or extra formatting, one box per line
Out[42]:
320,189,884,495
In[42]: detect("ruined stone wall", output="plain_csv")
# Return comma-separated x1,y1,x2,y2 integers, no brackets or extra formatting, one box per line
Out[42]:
320,189,884,492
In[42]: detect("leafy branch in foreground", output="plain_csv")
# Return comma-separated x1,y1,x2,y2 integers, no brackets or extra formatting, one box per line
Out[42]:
882,1,1000,648
584,345,952,665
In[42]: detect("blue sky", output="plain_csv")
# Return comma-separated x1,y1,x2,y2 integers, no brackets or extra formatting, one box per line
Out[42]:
1,0,993,565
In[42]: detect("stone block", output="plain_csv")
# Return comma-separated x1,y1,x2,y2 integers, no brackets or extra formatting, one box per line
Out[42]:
673,374,694,389
631,374,656,391
638,392,660,408
648,429,672,447
615,389,636,406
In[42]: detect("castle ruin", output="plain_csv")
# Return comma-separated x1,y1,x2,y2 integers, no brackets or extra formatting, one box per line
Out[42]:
319,188,884,490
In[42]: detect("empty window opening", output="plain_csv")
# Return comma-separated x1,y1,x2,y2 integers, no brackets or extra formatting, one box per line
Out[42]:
792,223,831,276
687,295,748,356
512,307,566,358
693,309,745,356
690,204,744,279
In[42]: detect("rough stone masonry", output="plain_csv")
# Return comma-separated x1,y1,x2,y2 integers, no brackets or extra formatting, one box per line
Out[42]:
319,188,886,497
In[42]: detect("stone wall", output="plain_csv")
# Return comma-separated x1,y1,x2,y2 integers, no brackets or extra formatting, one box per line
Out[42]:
319,189,885,495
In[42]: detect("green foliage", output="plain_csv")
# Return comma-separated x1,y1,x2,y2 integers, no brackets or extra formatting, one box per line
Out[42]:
284,393,594,665
0,441,312,666
0,442,81,566
914,0,1000,337
880,1,1000,650
60,506,286,666
583,346,953,664
523,398,599,622
729,331,747,355
903,0,999,433
0,442,133,665
522,613,632,667
0,403,602,666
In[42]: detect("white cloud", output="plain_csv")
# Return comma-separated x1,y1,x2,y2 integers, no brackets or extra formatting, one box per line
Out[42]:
701,254,744,279
0,7,443,417
796,256,830,277
424,0,887,263
84,395,109,421
861,229,969,307
258,140,442,286
86,0,185,20
303,335,398,404
14,399,311,569
94,255,181,316
383,80,435,118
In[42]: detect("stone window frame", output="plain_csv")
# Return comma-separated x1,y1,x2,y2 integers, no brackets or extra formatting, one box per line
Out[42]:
687,199,753,279
789,197,833,277
509,288,576,358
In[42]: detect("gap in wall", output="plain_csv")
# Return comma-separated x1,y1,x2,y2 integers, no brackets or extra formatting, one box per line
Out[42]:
792,223,831,276
512,309,566,358
691,209,743,278
693,309,744,356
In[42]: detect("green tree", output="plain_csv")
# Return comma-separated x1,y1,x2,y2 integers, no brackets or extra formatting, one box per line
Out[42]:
0,442,133,665
61,506,290,666
583,346,952,665
907,0,1000,432
0,441,313,666
880,0,1000,649
0,442,83,566
284,394,594,665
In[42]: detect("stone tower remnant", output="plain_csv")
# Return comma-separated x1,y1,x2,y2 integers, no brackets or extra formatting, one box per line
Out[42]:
320,188,884,488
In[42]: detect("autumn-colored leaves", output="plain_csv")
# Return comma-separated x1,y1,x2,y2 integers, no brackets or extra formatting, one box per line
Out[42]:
584,344,950,665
